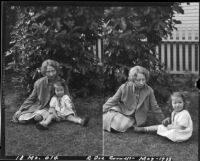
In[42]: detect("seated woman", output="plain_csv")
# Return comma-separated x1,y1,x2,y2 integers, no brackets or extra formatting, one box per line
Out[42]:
12,59,89,128
103,66,165,132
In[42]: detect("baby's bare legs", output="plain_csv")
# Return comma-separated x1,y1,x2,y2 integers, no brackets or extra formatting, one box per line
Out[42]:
145,125,159,132
66,115,89,126
134,125,159,132
66,115,82,124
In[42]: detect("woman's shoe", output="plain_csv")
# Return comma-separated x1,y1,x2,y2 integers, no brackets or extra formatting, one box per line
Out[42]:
81,116,90,126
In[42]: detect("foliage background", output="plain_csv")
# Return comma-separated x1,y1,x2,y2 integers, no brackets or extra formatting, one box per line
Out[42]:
4,3,186,113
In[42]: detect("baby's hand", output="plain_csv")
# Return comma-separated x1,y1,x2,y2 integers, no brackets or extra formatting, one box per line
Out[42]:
167,124,174,130
162,117,170,126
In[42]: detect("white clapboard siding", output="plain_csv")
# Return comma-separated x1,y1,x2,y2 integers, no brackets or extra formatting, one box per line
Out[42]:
163,29,199,42
160,2,199,74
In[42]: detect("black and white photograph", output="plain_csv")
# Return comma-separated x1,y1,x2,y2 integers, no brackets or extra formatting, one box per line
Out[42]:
1,1,199,161
2,1,104,158
102,2,199,161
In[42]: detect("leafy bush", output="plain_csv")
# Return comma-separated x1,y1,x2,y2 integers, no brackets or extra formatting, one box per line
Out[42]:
183,72,199,90
6,6,105,96
148,69,176,103
5,4,184,99
102,4,183,94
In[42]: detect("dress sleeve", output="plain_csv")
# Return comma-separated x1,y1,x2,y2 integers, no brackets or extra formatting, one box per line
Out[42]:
103,84,123,113
149,88,165,123
62,95,73,109
50,97,56,108
49,97,57,113
176,111,190,128
19,81,38,111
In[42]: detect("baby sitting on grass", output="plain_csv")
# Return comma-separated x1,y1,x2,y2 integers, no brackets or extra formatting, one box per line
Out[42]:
134,92,193,142
36,80,89,130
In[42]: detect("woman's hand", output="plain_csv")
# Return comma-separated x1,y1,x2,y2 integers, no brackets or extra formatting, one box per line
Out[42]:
162,117,171,126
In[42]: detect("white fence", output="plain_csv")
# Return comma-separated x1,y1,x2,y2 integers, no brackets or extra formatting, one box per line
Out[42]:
93,38,104,66
94,32,199,75
156,43,199,74
157,26,199,74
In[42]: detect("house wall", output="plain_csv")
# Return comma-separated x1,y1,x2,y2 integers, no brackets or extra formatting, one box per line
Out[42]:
159,2,199,74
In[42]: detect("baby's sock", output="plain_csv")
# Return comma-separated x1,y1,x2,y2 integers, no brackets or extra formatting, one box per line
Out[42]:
78,118,83,124
144,125,158,132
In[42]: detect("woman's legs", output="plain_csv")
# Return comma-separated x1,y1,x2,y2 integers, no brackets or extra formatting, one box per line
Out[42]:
110,113,135,132
134,125,159,132
18,120,30,124
17,114,42,124
40,114,55,126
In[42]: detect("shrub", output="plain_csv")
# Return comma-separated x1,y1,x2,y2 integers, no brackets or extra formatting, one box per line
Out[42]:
5,4,183,98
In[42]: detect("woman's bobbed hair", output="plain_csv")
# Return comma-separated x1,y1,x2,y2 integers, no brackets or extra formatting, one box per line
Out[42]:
40,59,60,76
128,66,150,82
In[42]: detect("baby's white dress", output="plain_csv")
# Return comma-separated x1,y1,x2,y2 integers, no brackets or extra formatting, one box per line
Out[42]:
49,95,75,118
157,109,193,142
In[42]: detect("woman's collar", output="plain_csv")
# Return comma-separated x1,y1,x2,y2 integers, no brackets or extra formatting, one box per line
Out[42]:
46,76,60,84
133,82,147,90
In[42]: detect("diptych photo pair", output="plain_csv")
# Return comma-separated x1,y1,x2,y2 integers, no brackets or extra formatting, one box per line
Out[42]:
1,1,199,161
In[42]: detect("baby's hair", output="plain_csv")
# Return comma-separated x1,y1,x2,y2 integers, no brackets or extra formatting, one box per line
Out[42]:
53,80,67,94
170,91,186,109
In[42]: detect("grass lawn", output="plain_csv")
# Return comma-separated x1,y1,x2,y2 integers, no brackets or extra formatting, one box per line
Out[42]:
4,72,103,156
103,92,199,161
3,71,199,160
